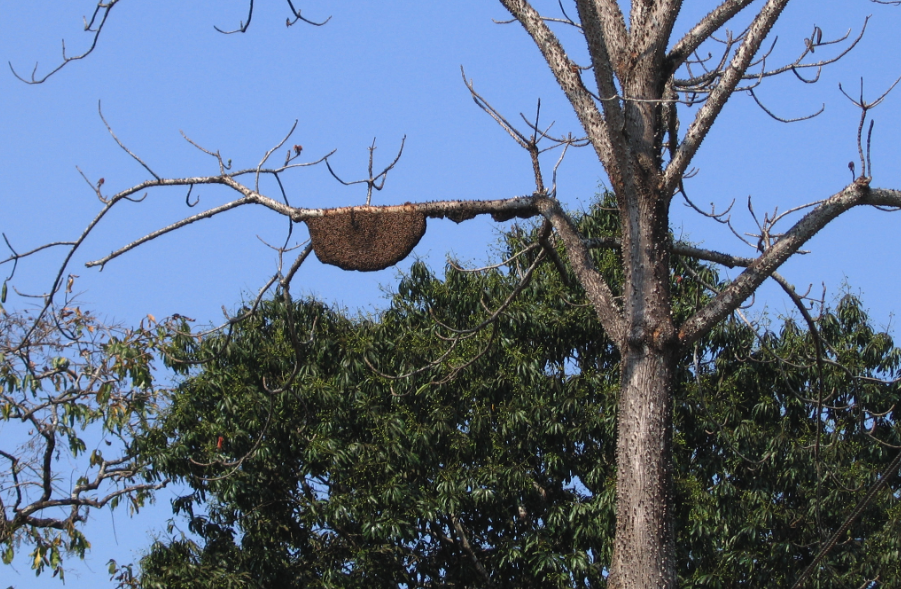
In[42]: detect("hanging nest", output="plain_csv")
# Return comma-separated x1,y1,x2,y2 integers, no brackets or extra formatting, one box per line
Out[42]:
305,206,427,272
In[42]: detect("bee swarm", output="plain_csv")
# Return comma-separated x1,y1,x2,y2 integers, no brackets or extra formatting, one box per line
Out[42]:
305,207,427,272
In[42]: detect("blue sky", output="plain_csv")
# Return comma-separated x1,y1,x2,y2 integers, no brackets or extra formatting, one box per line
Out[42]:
2,1,901,587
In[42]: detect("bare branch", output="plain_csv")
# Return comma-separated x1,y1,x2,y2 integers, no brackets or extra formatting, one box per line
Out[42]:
748,87,824,123
669,0,756,68
499,0,625,191
664,0,792,196
1,236,76,278
464,72,587,194
215,0,331,34
325,137,406,205
98,102,161,180
8,0,121,84
674,20,868,94
281,243,314,288
214,0,256,34
748,22,867,84
680,185,901,346
839,75,901,179
86,195,253,269
448,243,540,273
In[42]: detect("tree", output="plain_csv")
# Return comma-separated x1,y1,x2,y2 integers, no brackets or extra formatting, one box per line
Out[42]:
5,2,901,587
0,304,171,580
128,208,901,588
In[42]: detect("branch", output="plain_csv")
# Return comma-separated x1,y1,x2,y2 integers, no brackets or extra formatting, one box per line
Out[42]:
585,235,762,272
215,0,331,33
499,0,625,191
573,0,631,179
536,196,624,343
669,0,756,68
324,136,406,205
574,1,627,75
450,515,495,588
748,87,824,123
84,187,540,269
8,0,121,84
679,185,901,345
85,193,253,268
663,0,791,196
10,1,329,84
626,0,681,70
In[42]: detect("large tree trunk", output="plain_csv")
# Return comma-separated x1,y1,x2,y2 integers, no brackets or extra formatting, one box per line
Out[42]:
608,343,678,589
607,189,679,588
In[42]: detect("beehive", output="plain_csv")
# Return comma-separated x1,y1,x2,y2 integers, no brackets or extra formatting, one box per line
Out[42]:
305,207,427,272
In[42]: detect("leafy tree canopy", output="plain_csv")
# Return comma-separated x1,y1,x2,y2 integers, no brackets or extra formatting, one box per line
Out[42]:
130,203,901,589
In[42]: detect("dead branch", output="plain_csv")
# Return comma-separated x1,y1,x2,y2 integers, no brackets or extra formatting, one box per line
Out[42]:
680,186,901,346
324,137,406,205
215,0,331,34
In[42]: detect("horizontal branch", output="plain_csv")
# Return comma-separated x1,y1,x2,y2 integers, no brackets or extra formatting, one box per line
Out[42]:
671,243,756,268
86,179,541,268
586,236,757,269
287,196,540,222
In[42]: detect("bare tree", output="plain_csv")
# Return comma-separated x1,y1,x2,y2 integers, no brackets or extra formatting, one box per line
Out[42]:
5,2,901,588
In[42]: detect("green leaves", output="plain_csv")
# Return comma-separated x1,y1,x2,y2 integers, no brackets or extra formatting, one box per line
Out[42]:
134,202,901,588
1,306,174,578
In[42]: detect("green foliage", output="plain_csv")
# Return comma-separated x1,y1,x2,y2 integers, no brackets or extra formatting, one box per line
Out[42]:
0,307,174,578
675,294,901,588
134,202,901,588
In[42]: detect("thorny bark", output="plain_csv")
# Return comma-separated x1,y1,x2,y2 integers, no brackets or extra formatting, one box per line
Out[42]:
498,2,897,588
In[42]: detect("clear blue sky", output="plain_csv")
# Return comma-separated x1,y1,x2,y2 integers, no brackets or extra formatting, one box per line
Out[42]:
3,1,901,587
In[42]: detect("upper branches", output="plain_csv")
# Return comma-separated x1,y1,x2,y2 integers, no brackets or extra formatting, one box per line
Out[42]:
9,1,329,84
663,0,791,195
679,185,901,346
662,4,874,199
669,0,756,69
9,0,121,84
499,0,627,192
